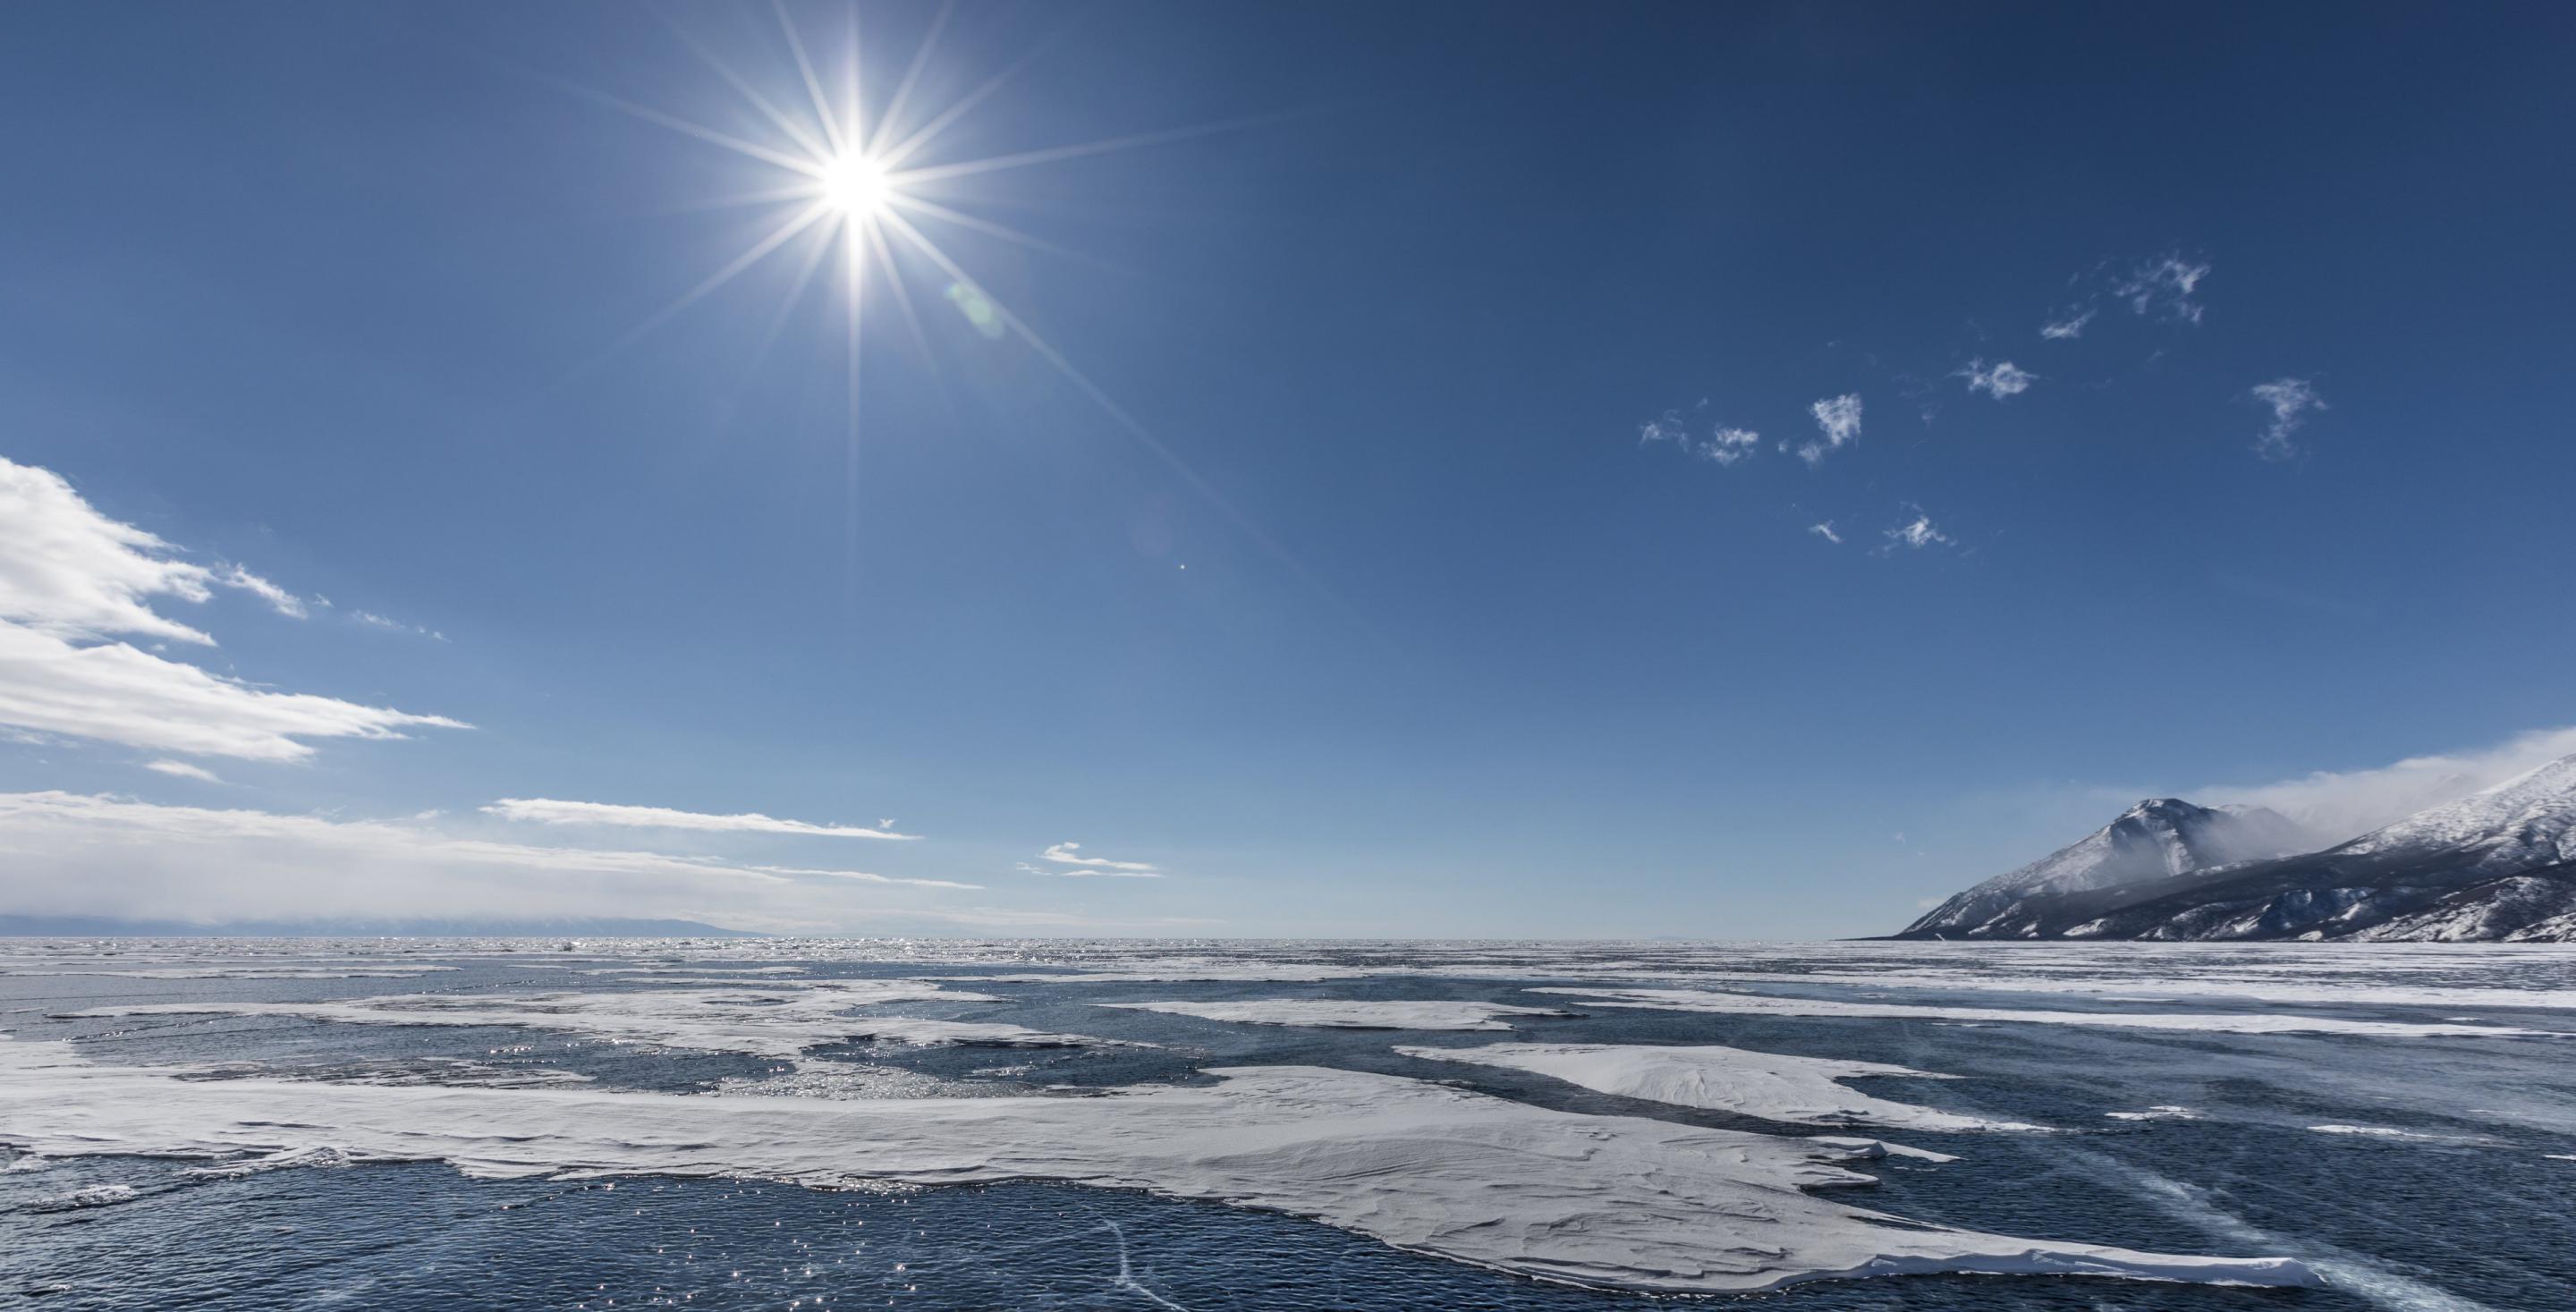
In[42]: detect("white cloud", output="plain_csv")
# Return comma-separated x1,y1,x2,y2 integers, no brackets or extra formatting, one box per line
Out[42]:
2249,377,2326,461
1702,427,1760,465
2039,309,2096,340
0,791,983,928
213,565,308,620
0,622,467,761
1809,521,1843,545
1036,842,1163,876
1960,360,2037,400
0,456,461,761
1792,394,1863,467
2201,725,2576,845
1881,509,1953,551
1637,410,1689,446
2,457,225,646
1638,410,1759,466
352,610,447,642
142,759,225,783
482,798,919,840
2113,252,2210,324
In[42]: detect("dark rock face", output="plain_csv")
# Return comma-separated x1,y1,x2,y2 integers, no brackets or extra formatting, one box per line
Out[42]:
1895,756,2576,943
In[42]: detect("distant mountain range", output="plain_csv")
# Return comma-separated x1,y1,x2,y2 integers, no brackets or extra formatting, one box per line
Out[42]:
1894,754,2576,942
0,915,760,938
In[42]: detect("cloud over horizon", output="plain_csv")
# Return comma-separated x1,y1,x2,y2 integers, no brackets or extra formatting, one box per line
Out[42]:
0,791,987,931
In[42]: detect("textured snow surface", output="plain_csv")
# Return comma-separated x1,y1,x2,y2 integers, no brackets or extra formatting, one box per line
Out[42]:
1101,999,1574,1030
2335,755,2576,866
1396,1041,2040,1131
0,1038,2313,1294
60,981,1119,1064
1532,987,2560,1038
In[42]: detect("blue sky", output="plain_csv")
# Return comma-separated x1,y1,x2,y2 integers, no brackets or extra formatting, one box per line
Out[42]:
2,1,2572,936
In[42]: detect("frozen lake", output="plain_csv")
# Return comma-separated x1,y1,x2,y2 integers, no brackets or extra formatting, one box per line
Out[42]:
5,937,2574,1309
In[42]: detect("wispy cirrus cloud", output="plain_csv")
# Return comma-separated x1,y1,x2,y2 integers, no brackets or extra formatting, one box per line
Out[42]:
2038,309,2096,340
143,759,225,783
1880,507,1953,552
1789,394,1864,467
1959,360,2036,400
1809,521,1843,545
1638,408,1760,467
2249,377,2326,461
1032,842,1163,876
352,610,448,642
482,798,919,840
0,456,461,762
2113,251,2211,324
212,565,309,620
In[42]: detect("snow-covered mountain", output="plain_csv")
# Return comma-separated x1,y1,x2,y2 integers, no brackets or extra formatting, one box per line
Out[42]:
1899,799,2311,937
1893,754,2576,943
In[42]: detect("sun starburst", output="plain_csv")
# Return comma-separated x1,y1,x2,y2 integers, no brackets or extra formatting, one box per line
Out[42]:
559,3,1347,615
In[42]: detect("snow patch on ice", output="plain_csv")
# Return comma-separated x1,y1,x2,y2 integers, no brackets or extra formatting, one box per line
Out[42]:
2106,1105,2203,1122
1398,1042,2040,1132
1102,999,1574,1031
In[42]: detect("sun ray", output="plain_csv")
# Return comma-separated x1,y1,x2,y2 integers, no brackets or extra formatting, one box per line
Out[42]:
615,201,835,353
877,208,1348,613
864,220,936,371
746,215,842,373
840,4,864,163
872,45,1046,173
888,114,1286,187
659,15,835,165
867,0,954,159
650,181,840,217
882,191,1085,261
556,77,825,177
773,0,848,158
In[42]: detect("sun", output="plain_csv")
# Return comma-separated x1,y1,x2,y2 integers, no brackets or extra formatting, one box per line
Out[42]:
815,153,892,218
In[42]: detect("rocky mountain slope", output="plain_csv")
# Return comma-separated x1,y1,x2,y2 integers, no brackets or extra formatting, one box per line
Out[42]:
1901,799,2311,937
1894,755,2576,942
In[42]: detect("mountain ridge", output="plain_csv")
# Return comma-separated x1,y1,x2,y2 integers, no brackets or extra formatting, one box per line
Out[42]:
1894,753,2576,943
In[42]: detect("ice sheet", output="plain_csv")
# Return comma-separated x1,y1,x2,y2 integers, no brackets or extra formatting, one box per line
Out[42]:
1531,987,2561,1038
0,1038,2314,1295
61,981,1115,1063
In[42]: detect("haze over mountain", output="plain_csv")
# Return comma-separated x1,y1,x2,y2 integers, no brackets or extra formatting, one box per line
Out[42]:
1896,754,2576,942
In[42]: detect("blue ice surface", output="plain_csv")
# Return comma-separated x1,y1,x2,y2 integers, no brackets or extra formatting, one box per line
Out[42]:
4,941,2574,1309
